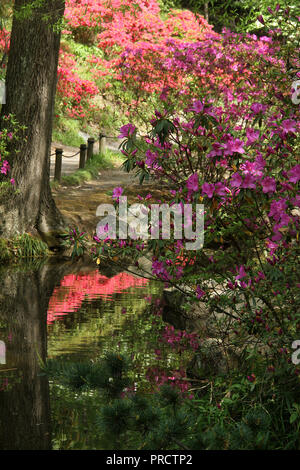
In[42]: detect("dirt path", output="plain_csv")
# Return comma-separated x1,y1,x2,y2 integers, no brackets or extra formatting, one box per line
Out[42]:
50,137,122,179
52,167,170,237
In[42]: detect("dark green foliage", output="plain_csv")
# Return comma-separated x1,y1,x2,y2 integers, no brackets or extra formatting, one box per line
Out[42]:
44,353,130,398
99,399,133,436
229,408,271,450
202,424,229,450
159,383,182,407
160,0,299,34
46,353,300,450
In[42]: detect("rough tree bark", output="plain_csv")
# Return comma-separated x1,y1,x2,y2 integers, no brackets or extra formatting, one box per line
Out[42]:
0,0,66,248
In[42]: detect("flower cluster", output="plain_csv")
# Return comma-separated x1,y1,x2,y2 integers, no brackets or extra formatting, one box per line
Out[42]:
93,8,300,385
57,50,99,118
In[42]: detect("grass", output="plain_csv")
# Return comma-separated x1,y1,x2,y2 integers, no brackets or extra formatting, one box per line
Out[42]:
52,117,86,148
51,149,124,188
0,234,49,264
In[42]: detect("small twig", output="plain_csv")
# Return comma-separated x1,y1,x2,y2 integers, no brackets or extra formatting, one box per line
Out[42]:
173,439,191,451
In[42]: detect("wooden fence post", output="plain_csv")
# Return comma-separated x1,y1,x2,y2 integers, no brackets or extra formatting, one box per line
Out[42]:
99,133,107,155
79,144,87,169
54,148,63,182
87,137,95,161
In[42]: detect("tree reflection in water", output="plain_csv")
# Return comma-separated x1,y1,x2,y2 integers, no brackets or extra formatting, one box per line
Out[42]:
0,260,150,450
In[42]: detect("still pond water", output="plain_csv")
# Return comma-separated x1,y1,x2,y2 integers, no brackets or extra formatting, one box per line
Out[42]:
0,260,193,450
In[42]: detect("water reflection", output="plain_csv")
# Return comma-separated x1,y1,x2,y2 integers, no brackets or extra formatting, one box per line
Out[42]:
47,270,148,324
0,260,160,450
0,263,53,450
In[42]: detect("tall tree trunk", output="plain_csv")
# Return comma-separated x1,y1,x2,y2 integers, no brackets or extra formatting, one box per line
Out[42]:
0,0,66,248
204,2,209,22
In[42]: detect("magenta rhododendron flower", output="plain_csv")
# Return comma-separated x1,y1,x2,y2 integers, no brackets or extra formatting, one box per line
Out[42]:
207,141,224,158
288,165,300,184
230,172,243,188
235,265,247,280
224,138,245,155
250,102,267,114
261,177,276,193
196,286,205,299
268,198,287,221
159,86,169,101
0,160,10,175
257,15,265,24
214,182,227,196
118,123,136,138
186,173,199,192
240,158,265,177
192,100,204,113
241,174,256,189
202,182,215,198
280,119,296,134
291,194,300,207
112,186,124,199
145,150,157,167
246,128,260,145
152,260,166,276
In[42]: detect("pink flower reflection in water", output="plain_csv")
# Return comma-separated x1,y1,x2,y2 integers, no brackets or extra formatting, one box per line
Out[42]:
47,270,148,324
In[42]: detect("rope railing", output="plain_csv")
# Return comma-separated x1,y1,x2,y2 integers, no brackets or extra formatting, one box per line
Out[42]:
62,150,81,158
51,133,123,182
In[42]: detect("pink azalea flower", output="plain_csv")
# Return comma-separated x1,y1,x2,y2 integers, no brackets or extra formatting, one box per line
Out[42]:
186,173,199,192
250,102,268,114
196,286,205,299
246,128,260,145
145,150,157,167
241,174,256,189
235,265,247,280
291,194,300,207
288,164,300,184
202,182,215,198
192,100,204,113
280,119,296,134
224,138,245,155
268,198,287,221
112,186,124,199
261,177,276,193
118,123,136,139
230,172,243,188
214,182,227,196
